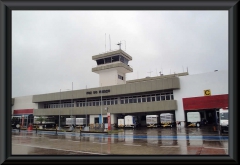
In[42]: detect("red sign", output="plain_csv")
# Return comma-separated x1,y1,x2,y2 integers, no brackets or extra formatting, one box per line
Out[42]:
183,94,228,110
13,109,33,115
107,112,111,130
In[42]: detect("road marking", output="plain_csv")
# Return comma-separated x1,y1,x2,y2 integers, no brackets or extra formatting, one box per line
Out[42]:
14,136,25,138
123,144,141,146
12,144,107,155
160,146,180,147
204,147,227,150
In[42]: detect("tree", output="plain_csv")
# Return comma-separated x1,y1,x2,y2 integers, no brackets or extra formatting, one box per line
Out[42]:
36,116,46,125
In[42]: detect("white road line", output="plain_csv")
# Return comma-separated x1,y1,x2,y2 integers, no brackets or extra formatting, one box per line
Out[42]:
12,143,107,155
123,144,141,146
160,146,180,147
204,147,227,150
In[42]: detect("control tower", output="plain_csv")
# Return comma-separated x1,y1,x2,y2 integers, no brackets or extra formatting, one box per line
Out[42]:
92,49,133,87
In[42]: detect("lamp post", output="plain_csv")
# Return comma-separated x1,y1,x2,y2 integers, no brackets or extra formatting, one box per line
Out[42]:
71,82,73,126
59,89,61,130
59,88,71,130
85,85,88,127
100,83,102,128
105,107,111,131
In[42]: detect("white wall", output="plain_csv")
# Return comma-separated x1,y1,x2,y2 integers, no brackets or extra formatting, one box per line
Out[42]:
12,95,38,115
173,70,228,121
99,69,118,87
98,68,127,87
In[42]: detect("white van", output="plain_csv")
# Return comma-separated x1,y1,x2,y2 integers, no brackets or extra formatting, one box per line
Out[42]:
124,115,137,128
219,107,228,133
187,112,201,127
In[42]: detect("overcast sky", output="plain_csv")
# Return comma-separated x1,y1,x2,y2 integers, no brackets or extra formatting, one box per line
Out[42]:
12,10,228,98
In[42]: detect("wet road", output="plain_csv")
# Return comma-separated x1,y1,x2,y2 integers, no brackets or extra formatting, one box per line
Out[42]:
12,126,228,155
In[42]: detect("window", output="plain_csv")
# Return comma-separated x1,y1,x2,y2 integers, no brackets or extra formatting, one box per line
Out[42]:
107,99,111,105
171,94,174,100
88,102,91,106
118,75,124,80
103,117,108,123
125,97,129,104
96,59,104,65
94,118,99,124
103,100,107,105
119,55,124,63
166,93,171,100
121,98,124,104
147,95,151,102
142,96,146,102
156,94,160,101
111,99,114,105
114,98,118,104
112,55,119,62
133,96,137,103
105,57,111,64
129,97,133,103
151,95,156,102
96,101,99,106
161,94,166,101
137,96,141,103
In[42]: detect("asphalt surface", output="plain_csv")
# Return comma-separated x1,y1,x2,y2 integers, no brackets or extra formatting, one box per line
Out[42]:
12,125,228,155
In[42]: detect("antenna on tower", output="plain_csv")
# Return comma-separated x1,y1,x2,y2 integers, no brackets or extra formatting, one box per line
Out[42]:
187,67,188,73
109,35,111,51
117,41,121,50
147,70,152,77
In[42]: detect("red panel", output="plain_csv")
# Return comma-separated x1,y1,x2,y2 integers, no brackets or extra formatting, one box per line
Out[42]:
13,109,33,115
183,94,228,110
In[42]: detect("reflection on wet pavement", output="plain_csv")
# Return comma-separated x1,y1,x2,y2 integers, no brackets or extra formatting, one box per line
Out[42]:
12,126,228,155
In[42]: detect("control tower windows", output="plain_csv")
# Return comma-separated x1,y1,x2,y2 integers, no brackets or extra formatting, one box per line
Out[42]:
112,55,119,62
97,59,104,65
118,75,124,80
105,57,111,64
96,55,129,65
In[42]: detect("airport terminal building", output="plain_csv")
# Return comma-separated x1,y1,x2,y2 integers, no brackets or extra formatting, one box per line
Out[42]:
12,49,228,128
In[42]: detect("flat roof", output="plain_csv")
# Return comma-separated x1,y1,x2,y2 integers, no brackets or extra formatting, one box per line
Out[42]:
127,72,189,84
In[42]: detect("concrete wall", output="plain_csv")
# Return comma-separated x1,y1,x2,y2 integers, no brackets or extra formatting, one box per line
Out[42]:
33,77,180,102
12,95,38,114
34,100,177,116
173,70,228,122
99,69,118,87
